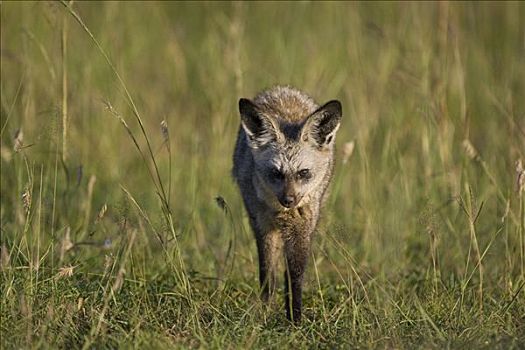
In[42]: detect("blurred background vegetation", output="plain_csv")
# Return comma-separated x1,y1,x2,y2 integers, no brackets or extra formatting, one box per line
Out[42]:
1,1,524,348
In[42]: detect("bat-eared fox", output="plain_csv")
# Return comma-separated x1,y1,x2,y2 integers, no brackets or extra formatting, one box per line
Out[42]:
232,86,342,323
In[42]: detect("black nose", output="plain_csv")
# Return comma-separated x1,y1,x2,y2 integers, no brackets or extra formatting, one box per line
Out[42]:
281,195,296,208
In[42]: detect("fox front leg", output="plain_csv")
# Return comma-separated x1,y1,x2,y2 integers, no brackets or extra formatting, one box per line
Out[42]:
284,235,310,324
256,231,281,302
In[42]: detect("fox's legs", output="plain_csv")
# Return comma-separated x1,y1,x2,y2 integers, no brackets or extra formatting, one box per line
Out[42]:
256,231,281,302
284,236,310,324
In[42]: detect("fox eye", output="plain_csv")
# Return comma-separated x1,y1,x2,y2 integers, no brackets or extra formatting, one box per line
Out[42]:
269,168,284,181
297,169,311,180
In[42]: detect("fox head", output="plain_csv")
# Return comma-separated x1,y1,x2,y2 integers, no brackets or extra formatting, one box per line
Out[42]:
239,97,342,209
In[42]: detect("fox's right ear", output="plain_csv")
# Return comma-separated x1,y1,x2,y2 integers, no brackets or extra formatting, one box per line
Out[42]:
239,98,280,149
301,100,342,149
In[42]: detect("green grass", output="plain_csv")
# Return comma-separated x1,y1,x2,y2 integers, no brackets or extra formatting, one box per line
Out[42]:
1,1,525,348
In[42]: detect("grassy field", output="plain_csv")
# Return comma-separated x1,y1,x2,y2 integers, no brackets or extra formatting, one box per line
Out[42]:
1,1,525,348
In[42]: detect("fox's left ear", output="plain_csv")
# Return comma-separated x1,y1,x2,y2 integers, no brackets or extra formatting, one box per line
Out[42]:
301,100,342,149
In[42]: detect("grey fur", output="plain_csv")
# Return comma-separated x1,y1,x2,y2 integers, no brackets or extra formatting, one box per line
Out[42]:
232,86,342,323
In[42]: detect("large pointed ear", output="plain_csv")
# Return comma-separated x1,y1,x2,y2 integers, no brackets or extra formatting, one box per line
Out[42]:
301,100,342,149
239,98,281,149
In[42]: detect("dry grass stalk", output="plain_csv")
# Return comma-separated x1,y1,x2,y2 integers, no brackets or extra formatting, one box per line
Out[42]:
82,175,97,238
517,159,525,277
60,227,73,262
61,4,69,162
516,160,524,196
1,244,11,271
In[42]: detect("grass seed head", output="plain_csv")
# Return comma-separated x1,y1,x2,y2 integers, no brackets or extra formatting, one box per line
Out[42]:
161,119,169,143
22,187,31,213
104,254,113,275
215,195,229,214
96,203,108,224
342,140,355,165
13,129,23,152
462,139,479,161
56,265,75,279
